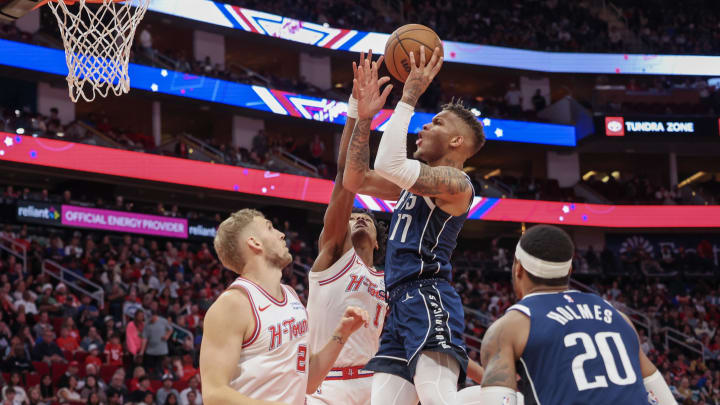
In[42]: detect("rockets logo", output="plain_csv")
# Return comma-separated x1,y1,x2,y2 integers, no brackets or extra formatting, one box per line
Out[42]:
563,294,574,303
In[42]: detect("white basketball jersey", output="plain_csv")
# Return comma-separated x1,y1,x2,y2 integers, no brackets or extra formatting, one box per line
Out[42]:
228,277,309,405
307,248,387,367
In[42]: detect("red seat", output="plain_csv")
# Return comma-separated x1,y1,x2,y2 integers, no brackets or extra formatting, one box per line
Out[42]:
32,361,49,375
173,380,188,392
26,372,41,388
150,380,162,392
51,318,64,335
100,364,120,384
51,362,68,383
2,373,8,384
74,351,88,364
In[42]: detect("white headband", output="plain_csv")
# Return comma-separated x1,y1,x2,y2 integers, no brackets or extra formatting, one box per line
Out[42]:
515,243,572,279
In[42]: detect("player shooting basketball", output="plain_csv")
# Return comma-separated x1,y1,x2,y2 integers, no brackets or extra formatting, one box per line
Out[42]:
200,209,370,405
305,50,389,405
343,47,484,404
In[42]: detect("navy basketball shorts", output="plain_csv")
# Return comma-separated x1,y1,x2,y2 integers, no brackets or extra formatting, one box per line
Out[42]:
364,278,468,383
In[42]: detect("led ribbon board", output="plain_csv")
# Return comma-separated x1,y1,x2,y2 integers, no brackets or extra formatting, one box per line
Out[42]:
146,0,720,76
2,134,719,228
0,39,576,147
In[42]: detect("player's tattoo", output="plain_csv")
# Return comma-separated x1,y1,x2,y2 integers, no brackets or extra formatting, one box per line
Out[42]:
409,164,470,197
346,118,371,174
480,319,515,388
331,335,345,345
400,78,423,106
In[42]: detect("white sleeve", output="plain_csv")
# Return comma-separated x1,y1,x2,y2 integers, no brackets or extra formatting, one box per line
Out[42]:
477,386,517,405
373,101,421,190
644,370,678,405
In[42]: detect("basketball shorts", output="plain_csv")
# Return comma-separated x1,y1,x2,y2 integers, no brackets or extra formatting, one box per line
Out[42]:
307,375,373,405
364,278,468,383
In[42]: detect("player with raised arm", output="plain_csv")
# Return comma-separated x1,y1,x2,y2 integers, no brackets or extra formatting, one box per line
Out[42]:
200,209,369,405
478,225,677,405
343,47,485,404
306,50,390,405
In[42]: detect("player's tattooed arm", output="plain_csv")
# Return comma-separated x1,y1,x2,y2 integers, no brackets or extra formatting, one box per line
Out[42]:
345,118,372,181
400,46,443,107
409,164,472,198
343,53,402,201
480,316,518,390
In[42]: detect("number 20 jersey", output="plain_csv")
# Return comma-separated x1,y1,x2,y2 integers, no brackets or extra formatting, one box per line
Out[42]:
507,290,648,405
385,187,471,290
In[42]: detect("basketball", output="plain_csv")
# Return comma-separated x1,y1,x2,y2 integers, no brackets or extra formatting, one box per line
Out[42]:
384,24,443,82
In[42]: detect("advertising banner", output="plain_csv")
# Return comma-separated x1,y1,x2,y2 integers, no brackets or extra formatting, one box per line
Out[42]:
61,205,188,238
16,200,62,226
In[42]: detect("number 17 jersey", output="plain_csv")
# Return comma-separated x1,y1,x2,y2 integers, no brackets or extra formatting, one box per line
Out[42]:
507,290,648,405
385,187,471,290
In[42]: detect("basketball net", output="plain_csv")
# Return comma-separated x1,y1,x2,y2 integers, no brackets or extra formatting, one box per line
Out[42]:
46,0,151,103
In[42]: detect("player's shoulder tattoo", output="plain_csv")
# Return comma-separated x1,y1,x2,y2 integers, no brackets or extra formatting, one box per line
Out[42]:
410,164,470,197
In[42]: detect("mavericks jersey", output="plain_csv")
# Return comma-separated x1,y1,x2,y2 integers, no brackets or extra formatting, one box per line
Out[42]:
508,290,648,405
227,278,309,405
307,248,387,367
385,184,472,290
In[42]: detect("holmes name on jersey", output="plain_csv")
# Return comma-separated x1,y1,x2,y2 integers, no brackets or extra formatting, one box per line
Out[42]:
546,304,613,326
268,318,309,350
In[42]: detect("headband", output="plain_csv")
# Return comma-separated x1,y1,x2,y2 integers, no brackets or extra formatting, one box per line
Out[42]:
515,242,572,278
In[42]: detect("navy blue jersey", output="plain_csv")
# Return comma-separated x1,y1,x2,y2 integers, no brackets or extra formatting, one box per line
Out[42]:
508,290,648,405
384,183,472,290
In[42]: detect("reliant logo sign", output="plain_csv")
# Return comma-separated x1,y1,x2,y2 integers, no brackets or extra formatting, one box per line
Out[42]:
188,223,217,238
16,201,61,225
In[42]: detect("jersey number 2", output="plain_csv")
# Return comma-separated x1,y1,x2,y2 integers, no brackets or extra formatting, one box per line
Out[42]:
564,332,637,391
296,344,307,373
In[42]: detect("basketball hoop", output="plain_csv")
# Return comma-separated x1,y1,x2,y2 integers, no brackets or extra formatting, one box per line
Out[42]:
40,0,151,102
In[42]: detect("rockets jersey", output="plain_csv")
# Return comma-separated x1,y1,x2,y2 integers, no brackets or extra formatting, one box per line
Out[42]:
307,248,387,367
227,277,309,405
508,290,648,405
384,181,473,290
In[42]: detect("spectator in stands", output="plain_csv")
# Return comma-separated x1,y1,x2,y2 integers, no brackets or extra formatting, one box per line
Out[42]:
141,309,172,377
57,361,80,390
139,25,154,64
1,386,17,405
32,330,64,363
80,326,103,352
504,83,522,117
27,385,46,405
55,327,79,353
79,375,105,404
164,393,179,405
178,375,201,405
56,375,82,404
130,376,153,403
2,372,28,404
531,89,547,111
14,291,37,316
38,375,54,403
156,375,179,405
126,309,145,362
251,130,268,162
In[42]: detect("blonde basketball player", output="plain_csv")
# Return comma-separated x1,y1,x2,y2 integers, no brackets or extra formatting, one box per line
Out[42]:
201,209,369,405
306,51,390,405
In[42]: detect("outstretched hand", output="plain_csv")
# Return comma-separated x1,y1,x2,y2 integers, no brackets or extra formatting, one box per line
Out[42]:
401,46,443,107
334,306,370,341
354,49,393,120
